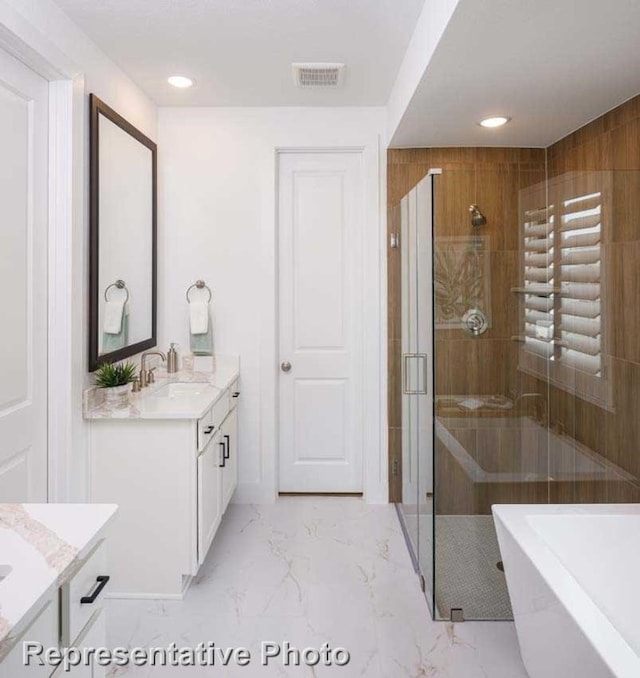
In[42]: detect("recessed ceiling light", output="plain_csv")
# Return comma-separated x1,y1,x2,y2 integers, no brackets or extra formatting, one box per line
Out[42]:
479,116,511,128
168,75,194,89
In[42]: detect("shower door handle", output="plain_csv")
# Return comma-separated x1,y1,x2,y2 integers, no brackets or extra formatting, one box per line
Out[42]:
403,353,428,395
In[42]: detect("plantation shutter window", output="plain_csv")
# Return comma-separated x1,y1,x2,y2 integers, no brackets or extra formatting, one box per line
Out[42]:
557,191,602,376
522,204,556,359
517,172,611,408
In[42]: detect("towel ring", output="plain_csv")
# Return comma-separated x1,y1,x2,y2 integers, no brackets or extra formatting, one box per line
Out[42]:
104,279,129,304
186,280,212,304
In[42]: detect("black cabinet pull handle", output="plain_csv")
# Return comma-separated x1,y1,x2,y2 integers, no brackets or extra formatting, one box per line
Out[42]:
80,575,110,604
224,435,230,459
219,442,226,467
232,392,240,398
204,425,215,434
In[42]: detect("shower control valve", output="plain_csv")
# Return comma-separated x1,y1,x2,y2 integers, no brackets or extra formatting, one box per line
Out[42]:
462,308,489,337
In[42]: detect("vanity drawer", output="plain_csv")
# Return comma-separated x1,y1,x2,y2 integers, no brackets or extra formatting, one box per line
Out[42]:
61,540,108,646
229,379,240,410
197,407,216,452
212,393,230,430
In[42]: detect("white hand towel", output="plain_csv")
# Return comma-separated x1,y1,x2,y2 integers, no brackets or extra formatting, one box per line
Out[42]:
104,300,125,334
459,397,484,411
189,301,209,335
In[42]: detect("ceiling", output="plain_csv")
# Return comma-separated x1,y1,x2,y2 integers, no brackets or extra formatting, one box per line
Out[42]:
54,0,425,106
391,0,640,147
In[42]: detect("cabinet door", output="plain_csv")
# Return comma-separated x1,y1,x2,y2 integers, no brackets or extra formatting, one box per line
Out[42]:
83,608,106,678
221,409,238,512
197,433,222,565
51,609,106,678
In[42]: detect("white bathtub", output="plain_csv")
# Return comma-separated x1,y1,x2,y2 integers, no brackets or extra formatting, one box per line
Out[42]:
437,416,632,484
493,504,640,678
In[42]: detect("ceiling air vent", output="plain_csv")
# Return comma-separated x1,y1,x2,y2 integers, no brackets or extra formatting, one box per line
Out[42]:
292,63,345,88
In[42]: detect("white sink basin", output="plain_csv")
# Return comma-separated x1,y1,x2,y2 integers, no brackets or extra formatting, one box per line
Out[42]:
151,382,215,399
0,564,12,583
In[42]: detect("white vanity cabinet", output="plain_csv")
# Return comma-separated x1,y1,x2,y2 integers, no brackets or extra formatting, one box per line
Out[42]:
54,543,109,678
52,609,106,678
199,381,240,560
0,539,112,678
221,408,239,512
0,596,58,678
88,377,240,598
197,430,223,565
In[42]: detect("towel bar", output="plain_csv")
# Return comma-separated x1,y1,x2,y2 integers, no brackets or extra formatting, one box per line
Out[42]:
104,279,129,303
186,280,212,303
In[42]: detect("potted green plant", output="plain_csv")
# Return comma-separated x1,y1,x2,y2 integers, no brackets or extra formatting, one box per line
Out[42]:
94,361,137,408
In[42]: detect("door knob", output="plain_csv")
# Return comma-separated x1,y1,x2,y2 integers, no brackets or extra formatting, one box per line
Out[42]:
281,361,292,372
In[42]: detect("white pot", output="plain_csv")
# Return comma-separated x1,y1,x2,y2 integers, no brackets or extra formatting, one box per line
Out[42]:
102,383,131,409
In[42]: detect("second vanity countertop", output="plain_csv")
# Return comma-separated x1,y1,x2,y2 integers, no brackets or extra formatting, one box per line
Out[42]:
0,503,117,658
83,355,239,421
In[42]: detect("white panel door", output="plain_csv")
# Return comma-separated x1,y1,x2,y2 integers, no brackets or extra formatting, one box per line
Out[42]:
278,151,364,493
0,48,49,501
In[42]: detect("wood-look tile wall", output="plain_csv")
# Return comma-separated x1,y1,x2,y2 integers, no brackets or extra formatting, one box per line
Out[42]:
526,93,640,503
387,148,546,501
388,94,640,506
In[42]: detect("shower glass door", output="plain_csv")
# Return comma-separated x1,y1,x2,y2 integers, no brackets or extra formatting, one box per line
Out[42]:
399,184,420,566
398,172,437,614
416,175,435,611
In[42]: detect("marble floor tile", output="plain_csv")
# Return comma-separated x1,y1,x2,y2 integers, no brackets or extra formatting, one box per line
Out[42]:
106,498,528,677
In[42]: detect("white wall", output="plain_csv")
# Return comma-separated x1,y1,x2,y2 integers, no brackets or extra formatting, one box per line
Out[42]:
158,107,388,503
386,0,459,145
0,0,157,501
0,1,156,135
0,2,391,504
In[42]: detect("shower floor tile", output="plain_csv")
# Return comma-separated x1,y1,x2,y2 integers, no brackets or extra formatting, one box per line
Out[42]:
402,512,513,620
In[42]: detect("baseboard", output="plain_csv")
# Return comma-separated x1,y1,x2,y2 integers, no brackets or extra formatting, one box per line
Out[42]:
364,483,390,504
105,591,185,601
278,492,363,497
232,482,276,504
233,481,388,504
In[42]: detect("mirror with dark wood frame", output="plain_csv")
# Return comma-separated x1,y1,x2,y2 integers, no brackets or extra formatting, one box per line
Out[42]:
88,93,157,371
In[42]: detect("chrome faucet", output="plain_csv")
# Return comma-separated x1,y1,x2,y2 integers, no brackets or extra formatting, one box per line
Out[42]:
139,350,167,388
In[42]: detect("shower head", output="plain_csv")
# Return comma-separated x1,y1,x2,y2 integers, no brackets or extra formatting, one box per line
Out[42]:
469,204,487,227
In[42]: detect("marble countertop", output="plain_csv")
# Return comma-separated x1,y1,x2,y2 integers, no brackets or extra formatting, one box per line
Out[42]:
0,503,117,658
83,354,240,421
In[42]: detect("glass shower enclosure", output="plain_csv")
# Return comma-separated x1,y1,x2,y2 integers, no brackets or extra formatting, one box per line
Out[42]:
396,166,525,621
394,141,637,621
